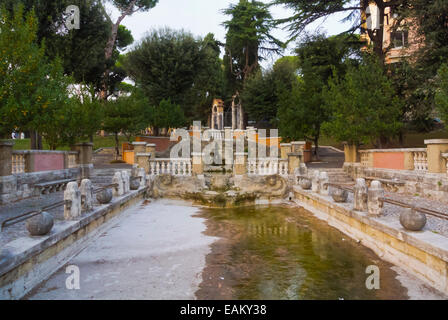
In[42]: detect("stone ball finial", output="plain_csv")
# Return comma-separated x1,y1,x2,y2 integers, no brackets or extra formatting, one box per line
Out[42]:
26,212,54,236
400,208,427,231
97,188,113,204
331,188,348,203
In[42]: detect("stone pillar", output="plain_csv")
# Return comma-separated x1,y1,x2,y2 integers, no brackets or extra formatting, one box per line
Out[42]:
121,170,130,193
287,152,302,175
73,143,94,179
80,179,93,212
192,152,204,176
319,172,329,196
404,151,415,171
136,153,151,174
280,143,292,160
311,170,320,193
368,180,384,216
64,182,81,220
112,172,124,197
132,142,147,164
138,168,146,188
343,143,359,163
291,141,306,153
425,139,448,173
354,178,368,212
0,140,14,177
234,152,247,176
145,144,156,159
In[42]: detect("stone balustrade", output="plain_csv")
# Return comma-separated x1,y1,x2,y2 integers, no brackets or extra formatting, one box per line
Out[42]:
247,158,289,176
412,150,428,172
11,150,80,174
358,148,427,172
148,158,192,176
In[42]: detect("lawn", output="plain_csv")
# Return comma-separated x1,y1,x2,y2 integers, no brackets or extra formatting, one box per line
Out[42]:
12,135,129,151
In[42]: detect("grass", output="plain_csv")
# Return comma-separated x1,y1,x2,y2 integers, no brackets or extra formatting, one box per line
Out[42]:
319,129,448,150
12,135,128,151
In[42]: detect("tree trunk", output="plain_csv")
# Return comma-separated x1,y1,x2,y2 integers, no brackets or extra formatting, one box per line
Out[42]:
114,132,120,161
30,131,43,150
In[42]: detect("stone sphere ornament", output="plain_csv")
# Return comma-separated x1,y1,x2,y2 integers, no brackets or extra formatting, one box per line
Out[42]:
331,188,348,203
400,208,427,231
299,178,312,190
130,177,141,190
97,188,113,204
26,212,54,236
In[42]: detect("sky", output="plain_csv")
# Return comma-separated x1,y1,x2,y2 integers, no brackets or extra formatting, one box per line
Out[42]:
105,0,354,68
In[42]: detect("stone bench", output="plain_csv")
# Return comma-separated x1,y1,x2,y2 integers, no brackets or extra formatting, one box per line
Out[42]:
364,176,405,192
35,179,77,195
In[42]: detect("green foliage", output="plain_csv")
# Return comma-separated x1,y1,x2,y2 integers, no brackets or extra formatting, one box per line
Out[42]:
148,99,186,130
0,5,69,139
222,0,282,95
277,34,360,146
111,0,158,12
435,64,448,126
322,57,403,146
125,28,223,120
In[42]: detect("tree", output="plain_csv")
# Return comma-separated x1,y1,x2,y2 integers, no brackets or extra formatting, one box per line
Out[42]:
101,0,158,99
148,99,186,135
277,34,360,153
272,0,406,62
435,64,448,126
242,56,299,125
125,28,223,120
102,91,150,159
322,56,402,147
222,0,283,110
0,5,70,140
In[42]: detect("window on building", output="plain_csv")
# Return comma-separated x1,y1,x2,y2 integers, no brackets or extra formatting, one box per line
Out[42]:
391,30,409,48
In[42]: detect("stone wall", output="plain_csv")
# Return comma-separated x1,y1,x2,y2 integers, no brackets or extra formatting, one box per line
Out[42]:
344,163,448,201
0,168,80,204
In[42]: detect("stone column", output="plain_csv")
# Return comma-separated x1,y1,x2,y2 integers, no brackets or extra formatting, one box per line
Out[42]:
368,180,384,216
425,139,448,173
343,143,360,163
234,152,247,176
192,152,204,176
64,182,81,220
112,172,124,197
145,144,157,159
80,179,93,212
138,168,147,188
354,178,368,212
287,152,302,175
132,142,147,164
280,143,292,160
319,172,329,196
0,140,14,177
73,142,94,179
404,151,415,171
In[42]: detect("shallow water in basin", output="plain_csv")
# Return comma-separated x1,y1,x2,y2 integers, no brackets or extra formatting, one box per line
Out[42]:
196,205,409,300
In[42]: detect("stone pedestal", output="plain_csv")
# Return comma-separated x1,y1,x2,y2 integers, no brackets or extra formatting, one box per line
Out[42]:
112,172,124,197
425,139,448,173
145,144,157,159
234,152,247,176
64,182,81,220
80,179,93,212
311,170,320,193
319,172,329,196
368,180,384,216
343,143,359,163
133,142,147,163
136,153,151,174
192,152,204,175
291,141,306,153
287,152,302,175
280,143,292,160
72,143,93,179
0,140,14,177
354,178,368,212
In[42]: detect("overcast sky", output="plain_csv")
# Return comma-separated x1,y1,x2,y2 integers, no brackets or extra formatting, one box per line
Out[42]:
105,0,354,68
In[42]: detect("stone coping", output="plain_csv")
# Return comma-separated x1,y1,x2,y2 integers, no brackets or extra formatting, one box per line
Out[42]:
132,142,147,146
359,148,427,153
291,141,306,145
0,187,147,278
425,139,448,145
12,150,79,155
293,186,448,263
136,153,152,157
280,143,292,147
0,140,14,146
146,143,157,147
